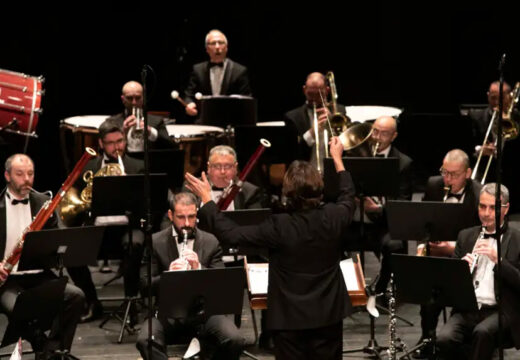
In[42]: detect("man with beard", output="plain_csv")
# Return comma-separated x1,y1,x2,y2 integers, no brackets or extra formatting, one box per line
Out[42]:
0,154,84,356
136,192,245,360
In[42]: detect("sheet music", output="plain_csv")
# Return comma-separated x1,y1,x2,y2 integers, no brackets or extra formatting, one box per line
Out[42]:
340,258,360,291
247,263,268,295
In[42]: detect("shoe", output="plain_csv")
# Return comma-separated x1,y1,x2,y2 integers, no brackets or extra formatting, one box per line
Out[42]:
258,332,274,352
99,259,113,273
80,301,103,323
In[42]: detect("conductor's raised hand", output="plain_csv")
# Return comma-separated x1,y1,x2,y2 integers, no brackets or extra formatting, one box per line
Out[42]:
185,172,212,204
329,137,345,172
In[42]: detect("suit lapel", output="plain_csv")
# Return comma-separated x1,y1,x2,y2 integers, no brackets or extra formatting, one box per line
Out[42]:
166,230,180,263
220,60,233,95
500,227,512,259
0,192,6,257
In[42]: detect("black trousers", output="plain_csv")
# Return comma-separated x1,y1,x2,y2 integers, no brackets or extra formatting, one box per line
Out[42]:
272,321,343,360
67,226,144,304
136,315,245,360
375,233,407,294
437,307,510,360
0,272,85,351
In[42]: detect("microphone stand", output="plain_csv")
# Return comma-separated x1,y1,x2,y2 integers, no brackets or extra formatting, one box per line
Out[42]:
495,53,506,360
141,65,155,360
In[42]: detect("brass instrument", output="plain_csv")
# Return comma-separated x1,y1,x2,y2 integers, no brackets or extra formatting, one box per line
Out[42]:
312,102,322,173
442,185,452,202
129,106,144,140
472,82,520,184
326,71,350,135
338,122,374,157
59,157,124,226
372,142,380,157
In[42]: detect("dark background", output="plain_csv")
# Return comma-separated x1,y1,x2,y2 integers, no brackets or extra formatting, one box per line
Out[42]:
1,2,518,192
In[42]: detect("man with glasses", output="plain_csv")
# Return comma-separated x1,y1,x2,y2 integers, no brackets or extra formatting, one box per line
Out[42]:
412,149,482,358
106,81,172,156
66,119,145,322
183,29,252,118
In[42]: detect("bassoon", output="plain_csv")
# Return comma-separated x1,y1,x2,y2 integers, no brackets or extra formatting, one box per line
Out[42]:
0,147,97,284
217,139,271,210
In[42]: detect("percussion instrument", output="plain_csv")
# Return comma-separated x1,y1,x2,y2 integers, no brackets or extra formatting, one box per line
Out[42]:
345,106,402,123
59,115,108,171
0,68,44,150
165,124,225,174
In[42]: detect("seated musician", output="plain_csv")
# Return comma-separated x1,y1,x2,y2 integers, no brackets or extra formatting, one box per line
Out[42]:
66,118,145,322
106,80,173,156
284,72,346,164
0,154,84,355
346,116,413,297
413,149,482,359
436,183,520,360
185,137,356,360
136,192,245,360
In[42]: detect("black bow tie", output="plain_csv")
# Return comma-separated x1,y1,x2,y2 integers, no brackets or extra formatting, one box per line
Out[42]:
105,158,119,164
209,62,224,68
12,198,29,205
375,154,385,158
447,192,464,200
212,186,225,191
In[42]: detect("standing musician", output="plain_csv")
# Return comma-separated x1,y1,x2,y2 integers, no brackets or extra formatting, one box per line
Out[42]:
348,116,413,297
284,72,346,164
136,192,245,360
0,154,84,354
186,137,356,360
106,80,173,155
413,149,482,359
66,119,145,322
436,183,520,360
183,29,252,118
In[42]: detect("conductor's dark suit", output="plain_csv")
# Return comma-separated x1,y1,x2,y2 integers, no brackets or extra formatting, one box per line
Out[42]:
437,224,520,359
136,227,245,360
198,170,356,359
184,59,251,104
0,190,84,351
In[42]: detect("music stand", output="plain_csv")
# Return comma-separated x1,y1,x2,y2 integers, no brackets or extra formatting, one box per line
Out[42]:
199,95,257,127
1,278,67,355
390,254,478,359
17,227,104,359
91,174,168,342
324,157,400,359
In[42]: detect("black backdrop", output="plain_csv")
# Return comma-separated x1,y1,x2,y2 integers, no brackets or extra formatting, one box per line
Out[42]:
1,2,518,192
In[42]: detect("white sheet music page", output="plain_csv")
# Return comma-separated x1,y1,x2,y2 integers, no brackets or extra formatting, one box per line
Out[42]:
340,258,360,291
247,263,269,295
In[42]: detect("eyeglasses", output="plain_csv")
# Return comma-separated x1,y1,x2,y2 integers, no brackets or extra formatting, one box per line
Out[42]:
439,167,465,178
208,163,235,171
371,127,393,138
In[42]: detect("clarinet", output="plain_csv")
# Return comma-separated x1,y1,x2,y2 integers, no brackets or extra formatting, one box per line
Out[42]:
387,273,398,360
180,229,191,270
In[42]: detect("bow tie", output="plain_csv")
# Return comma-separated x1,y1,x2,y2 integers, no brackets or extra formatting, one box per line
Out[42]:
209,62,224,68
105,158,119,164
447,192,464,200
212,186,225,191
12,198,29,205
375,154,385,158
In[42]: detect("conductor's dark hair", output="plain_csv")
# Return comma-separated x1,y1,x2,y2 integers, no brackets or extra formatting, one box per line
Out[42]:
282,160,323,210
98,118,124,141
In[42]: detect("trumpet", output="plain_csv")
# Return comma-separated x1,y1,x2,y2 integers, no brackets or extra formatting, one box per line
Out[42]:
129,106,144,140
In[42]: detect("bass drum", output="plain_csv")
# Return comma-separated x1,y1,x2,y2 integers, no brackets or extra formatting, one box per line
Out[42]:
0,68,44,150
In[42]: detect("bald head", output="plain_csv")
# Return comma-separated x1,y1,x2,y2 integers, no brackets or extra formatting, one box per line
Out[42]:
443,149,470,169
303,72,328,104
121,81,143,110
441,149,471,193
371,116,397,152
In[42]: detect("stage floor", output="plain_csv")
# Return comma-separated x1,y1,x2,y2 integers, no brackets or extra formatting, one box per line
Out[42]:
1,248,518,359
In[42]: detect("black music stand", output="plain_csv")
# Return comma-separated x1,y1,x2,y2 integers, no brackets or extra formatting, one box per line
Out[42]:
18,227,104,360
199,95,257,127
157,267,254,359
91,174,168,342
324,157,400,360
1,278,66,358
390,254,478,359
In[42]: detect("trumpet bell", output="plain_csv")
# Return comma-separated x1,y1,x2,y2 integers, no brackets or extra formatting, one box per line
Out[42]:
338,122,374,157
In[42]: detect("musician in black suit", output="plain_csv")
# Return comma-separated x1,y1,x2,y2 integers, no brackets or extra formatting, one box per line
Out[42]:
106,80,173,156
0,154,84,354
284,72,347,163
186,137,356,360
436,183,520,360
136,192,245,360
66,119,145,322
183,29,251,118
413,149,482,358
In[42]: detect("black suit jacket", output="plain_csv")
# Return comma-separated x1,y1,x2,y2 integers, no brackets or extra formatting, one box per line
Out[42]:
454,225,520,348
284,103,347,161
140,227,223,295
424,176,481,229
0,190,58,258
106,112,173,150
388,146,413,201
198,170,356,331
184,59,251,103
